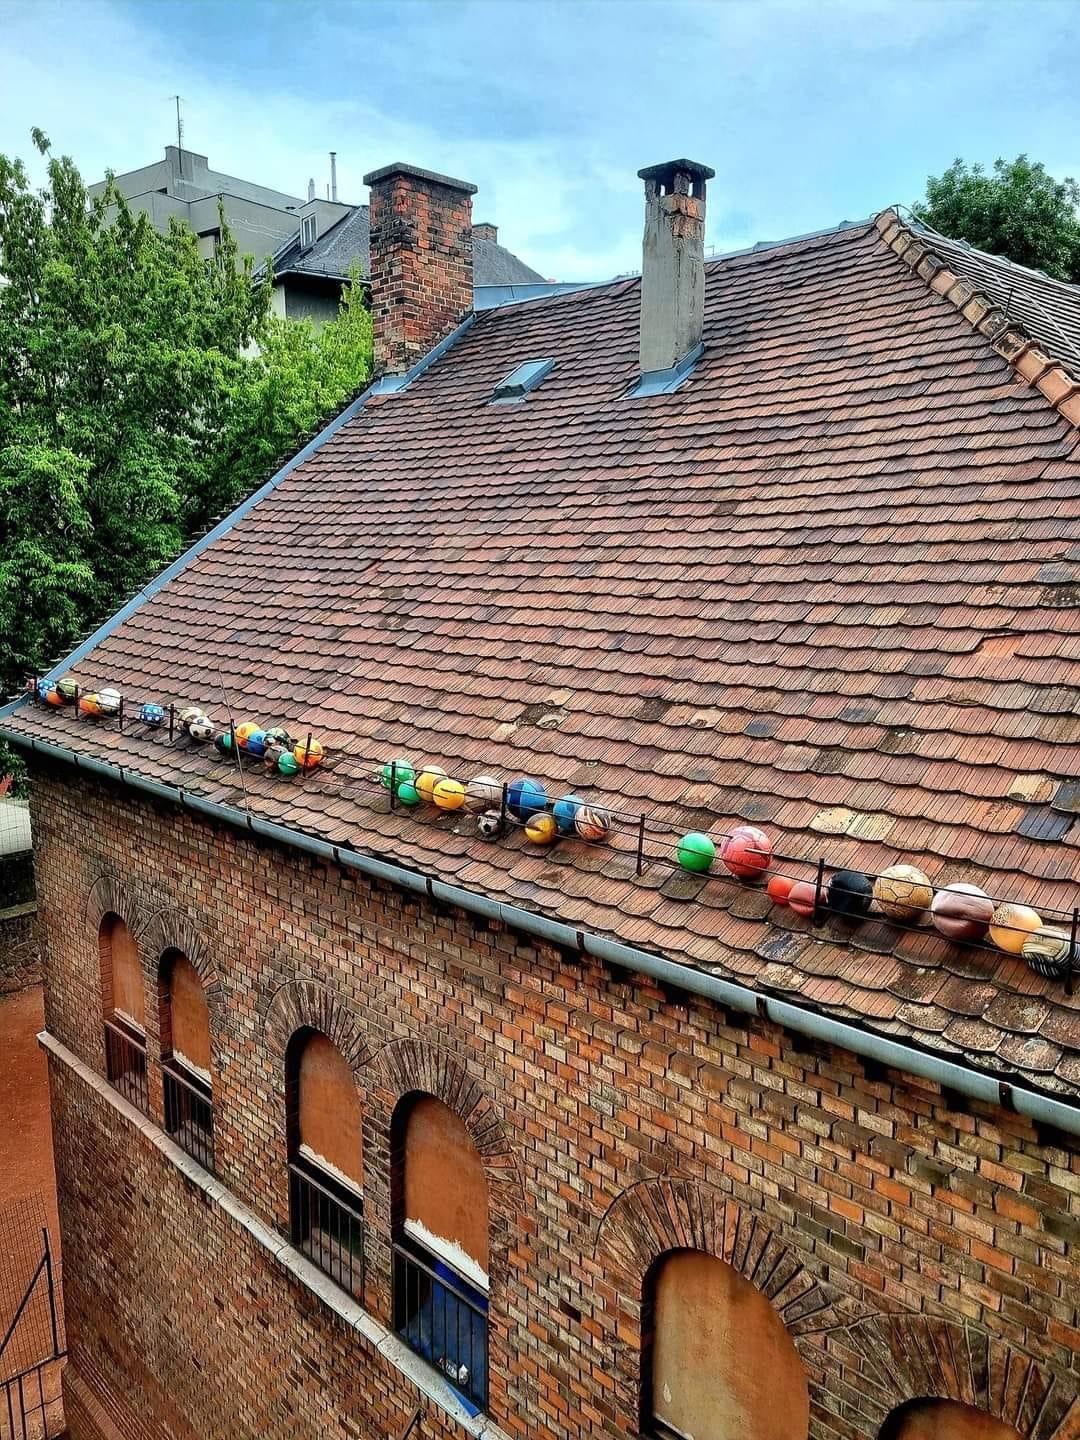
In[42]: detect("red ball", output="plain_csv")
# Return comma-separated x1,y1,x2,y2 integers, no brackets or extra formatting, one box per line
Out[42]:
767,874,795,906
721,825,773,879
787,881,818,918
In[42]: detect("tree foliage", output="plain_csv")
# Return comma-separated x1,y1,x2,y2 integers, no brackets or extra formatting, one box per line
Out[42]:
0,133,372,745
916,154,1080,282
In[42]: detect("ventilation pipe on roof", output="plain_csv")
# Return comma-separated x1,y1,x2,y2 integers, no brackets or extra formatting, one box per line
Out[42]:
634,158,715,395
330,151,338,202
307,177,315,203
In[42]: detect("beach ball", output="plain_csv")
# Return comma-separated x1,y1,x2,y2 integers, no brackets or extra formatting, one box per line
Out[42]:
416,766,447,803
234,721,259,747
787,881,818,918
278,751,300,777
465,776,502,814
721,825,772,880
677,832,716,873
56,678,78,703
1022,926,1077,980
990,903,1042,955
508,778,547,819
78,693,101,717
294,737,324,770
930,883,994,942
189,719,216,743
138,702,166,728
41,683,63,707
214,731,234,755
873,864,932,922
827,870,874,919
97,687,122,716
263,741,285,771
381,758,415,790
434,778,466,811
767,874,795,906
553,795,584,833
575,805,611,843
397,781,421,807
477,809,504,838
525,813,559,846
243,729,267,757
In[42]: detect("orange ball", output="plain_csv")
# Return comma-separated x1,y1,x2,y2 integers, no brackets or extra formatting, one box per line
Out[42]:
767,874,795,906
415,766,447,803
78,693,101,716
989,903,1042,955
294,737,324,770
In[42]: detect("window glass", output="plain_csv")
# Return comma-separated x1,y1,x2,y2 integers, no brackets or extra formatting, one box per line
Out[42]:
101,915,144,1031
167,954,210,1080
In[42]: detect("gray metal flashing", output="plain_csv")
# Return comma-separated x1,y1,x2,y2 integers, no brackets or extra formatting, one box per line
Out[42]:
474,281,605,311
10,728,1079,1136
0,313,477,720
629,342,705,398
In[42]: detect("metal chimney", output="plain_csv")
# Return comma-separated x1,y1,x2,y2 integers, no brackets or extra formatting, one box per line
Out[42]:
307,177,315,203
636,159,714,385
330,152,338,202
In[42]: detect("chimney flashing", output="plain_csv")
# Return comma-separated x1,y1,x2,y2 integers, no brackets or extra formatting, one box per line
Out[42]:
628,341,704,399
362,161,478,197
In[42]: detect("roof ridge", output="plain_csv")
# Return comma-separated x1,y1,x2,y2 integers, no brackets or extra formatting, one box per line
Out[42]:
874,208,1080,434
906,212,1080,299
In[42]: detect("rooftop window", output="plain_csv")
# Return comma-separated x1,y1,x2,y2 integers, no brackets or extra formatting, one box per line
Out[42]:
491,358,553,403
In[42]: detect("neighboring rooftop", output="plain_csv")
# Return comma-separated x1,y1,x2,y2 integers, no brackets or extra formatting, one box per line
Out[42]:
7,216,1080,1099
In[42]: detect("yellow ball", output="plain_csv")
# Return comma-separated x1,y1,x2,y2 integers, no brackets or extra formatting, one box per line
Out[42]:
525,813,558,846
433,778,466,811
415,766,446,803
235,721,259,746
989,903,1042,954
293,737,324,770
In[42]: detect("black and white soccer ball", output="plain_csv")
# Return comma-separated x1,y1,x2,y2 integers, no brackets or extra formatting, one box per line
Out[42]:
476,809,504,839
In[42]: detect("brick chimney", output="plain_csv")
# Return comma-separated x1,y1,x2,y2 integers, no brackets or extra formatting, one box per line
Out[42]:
637,159,715,376
472,222,498,243
362,162,477,376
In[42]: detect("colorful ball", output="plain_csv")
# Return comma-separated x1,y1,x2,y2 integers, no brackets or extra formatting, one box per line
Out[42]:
465,776,502,814
56,678,78,703
97,687,122,716
525,813,559,845
381,758,416,790
214,731,234,755
263,741,285,771
396,781,421,807
277,751,300,777
138,702,166,728
507,778,547,819
41,683,63,707
930,883,994,942
575,805,611,843
677,832,716,873
477,809,504,838
234,721,259,747
787,881,819,918
416,766,447,803
433,778,466,811
873,864,933,922
1022,926,1077,980
78,693,101,717
721,825,772,880
263,727,294,749
188,719,216,743
294,737,324,770
990,903,1042,955
767,874,795,906
827,870,873,918
243,729,267,756
552,794,584,833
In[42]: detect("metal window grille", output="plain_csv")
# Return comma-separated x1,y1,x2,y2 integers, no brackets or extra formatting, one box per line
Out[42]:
392,1238,488,1412
162,1062,214,1172
287,1159,365,1300
103,1020,148,1116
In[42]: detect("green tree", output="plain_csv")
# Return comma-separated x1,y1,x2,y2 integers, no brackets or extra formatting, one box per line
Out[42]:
0,132,372,766
916,155,1080,282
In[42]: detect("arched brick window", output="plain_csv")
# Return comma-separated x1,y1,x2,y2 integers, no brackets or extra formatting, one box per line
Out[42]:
881,1401,1022,1440
392,1094,489,1413
99,914,148,1114
159,950,214,1171
643,1249,809,1440
285,1029,364,1299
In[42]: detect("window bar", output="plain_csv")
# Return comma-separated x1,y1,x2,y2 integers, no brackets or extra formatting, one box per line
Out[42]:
389,760,397,811
814,855,826,913
168,704,175,741
1068,907,1079,998
499,782,508,831
636,813,646,876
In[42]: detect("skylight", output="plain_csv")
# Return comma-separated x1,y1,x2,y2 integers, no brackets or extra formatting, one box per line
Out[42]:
491,358,554,403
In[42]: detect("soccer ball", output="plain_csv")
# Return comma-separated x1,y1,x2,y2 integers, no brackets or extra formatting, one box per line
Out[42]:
477,810,504,839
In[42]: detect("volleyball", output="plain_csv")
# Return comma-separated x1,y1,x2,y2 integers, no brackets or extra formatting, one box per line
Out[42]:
720,825,772,879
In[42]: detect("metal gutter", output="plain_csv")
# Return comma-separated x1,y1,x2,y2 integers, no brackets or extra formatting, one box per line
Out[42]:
10,729,1080,1138
0,313,477,721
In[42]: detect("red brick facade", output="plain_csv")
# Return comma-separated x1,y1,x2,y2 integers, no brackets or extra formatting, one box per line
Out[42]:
30,762,1079,1440
364,163,476,375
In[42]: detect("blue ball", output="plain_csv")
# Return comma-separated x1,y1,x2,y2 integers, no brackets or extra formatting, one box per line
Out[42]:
553,794,583,833
138,703,166,728
244,729,267,757
507,777,547,819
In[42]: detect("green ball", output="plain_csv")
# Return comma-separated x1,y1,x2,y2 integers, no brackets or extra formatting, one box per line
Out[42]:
277,751,300,777
677,832,716,873
396,781,421,807
381,757,416,790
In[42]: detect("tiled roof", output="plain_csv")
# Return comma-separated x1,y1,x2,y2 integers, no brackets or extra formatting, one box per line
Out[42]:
271,206,545,287
8,216,1080,1099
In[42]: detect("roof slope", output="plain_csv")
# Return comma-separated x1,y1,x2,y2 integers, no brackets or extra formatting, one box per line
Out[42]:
8,220,1080,1098
272,205,545,287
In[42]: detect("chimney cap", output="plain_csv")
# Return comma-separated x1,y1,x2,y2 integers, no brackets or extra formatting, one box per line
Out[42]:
362,161,478,196
638,158,715,189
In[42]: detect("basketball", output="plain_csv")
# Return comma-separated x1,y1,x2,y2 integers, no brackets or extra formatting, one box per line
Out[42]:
720,825,772,879
989,903,1042,954
827,870,873,918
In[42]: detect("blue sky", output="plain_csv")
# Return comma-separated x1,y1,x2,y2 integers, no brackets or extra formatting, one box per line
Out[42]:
1,0,1078,280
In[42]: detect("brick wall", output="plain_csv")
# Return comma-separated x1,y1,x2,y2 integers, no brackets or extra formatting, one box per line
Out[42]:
29,762,1080,1440
0,901,40,993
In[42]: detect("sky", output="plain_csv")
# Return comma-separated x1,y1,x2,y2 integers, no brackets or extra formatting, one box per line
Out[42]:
1,0,1078,282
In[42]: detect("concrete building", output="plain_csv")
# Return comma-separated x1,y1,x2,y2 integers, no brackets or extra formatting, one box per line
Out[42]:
5,158,1080,1440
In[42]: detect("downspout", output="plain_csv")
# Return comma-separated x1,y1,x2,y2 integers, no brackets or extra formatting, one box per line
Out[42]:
12,731,1080,1139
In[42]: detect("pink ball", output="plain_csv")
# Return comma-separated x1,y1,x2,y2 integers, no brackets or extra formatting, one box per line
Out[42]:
721,825,773,880
930,882,994,942
787,881,818,918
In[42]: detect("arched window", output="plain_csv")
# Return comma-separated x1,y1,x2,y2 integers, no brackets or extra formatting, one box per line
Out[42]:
286,1029,364,1299
99,914,148,1114
392,1094,489,1413
643,1249,808,1440
159,950,213,1170
880,1400,1022,1440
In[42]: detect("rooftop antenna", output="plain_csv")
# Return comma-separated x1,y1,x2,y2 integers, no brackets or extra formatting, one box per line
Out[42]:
172,95,184,151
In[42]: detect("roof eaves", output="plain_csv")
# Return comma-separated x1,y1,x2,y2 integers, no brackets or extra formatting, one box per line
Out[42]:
874,208,1080,432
